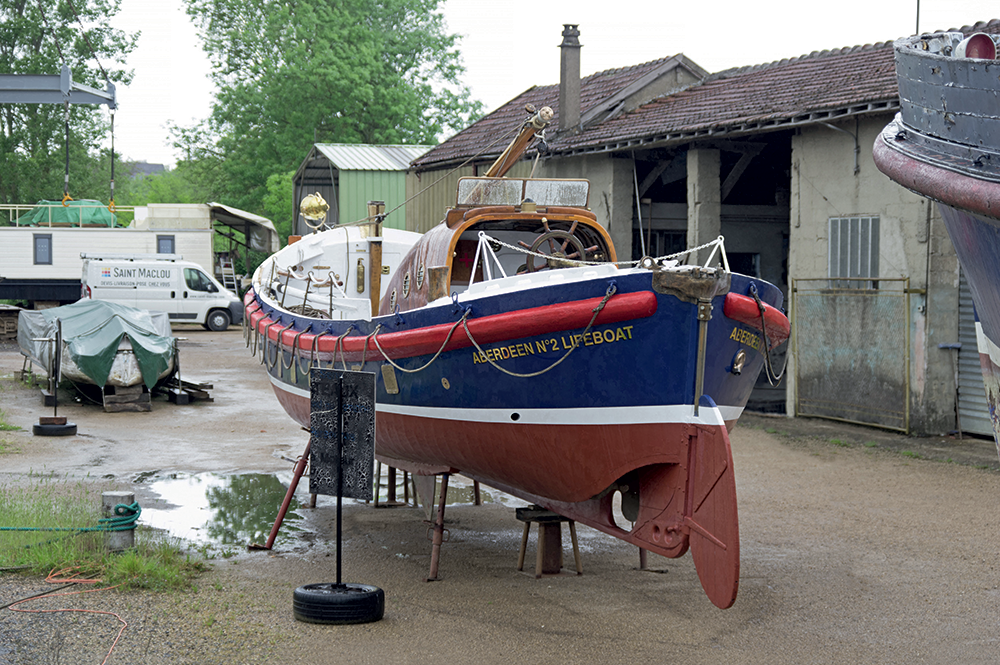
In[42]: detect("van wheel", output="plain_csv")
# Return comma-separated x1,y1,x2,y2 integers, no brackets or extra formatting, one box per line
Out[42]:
207,310,231,331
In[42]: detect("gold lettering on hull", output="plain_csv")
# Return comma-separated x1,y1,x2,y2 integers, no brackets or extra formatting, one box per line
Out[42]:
729,326,762,351
472,326,635,364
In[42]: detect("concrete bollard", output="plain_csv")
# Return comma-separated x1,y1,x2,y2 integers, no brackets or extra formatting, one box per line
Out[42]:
102,491,135,551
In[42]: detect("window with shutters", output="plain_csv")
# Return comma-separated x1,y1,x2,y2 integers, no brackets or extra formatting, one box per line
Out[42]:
828,216,879,288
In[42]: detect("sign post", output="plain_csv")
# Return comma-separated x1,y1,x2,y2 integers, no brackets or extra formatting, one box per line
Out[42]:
292,368,384,624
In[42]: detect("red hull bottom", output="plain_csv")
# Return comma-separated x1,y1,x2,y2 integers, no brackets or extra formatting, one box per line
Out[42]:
271,381,740,609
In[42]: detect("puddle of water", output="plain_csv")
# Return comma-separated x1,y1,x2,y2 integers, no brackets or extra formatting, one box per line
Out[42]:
137,470,528,552
140,472,307,548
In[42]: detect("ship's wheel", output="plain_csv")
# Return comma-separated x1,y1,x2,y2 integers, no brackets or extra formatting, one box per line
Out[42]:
519,220,598,272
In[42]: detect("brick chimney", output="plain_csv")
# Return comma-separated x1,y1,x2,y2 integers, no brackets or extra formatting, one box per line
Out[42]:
559,24,581,132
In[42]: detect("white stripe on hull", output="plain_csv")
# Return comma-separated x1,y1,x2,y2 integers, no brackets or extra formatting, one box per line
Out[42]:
268,372,740,426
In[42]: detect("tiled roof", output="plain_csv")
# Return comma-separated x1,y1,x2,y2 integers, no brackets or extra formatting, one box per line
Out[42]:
411,55,693,169
414,19,1000,168
555,42,900,154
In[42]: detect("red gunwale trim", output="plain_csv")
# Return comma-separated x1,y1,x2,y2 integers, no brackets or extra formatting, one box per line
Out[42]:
723,293,789,348
247,289,658,362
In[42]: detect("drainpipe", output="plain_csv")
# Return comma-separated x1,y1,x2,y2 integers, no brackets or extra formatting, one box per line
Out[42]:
559,24,582,132
819,119,860,175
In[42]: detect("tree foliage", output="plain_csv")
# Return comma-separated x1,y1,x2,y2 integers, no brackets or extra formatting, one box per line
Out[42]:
176,0,483,213
0,0,137,205
120,162,214,205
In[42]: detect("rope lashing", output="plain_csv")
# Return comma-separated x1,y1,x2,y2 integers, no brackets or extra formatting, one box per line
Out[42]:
333,326,355,370
463,281,618,378
373,309,471,374
285,325,312,382
261,319,281,367
360,327,380,367
99,502,141,532
481,233,728,269
269,321,295,371
749,283,788,385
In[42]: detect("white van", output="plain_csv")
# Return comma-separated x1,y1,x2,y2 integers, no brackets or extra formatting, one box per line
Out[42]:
80,254,243,331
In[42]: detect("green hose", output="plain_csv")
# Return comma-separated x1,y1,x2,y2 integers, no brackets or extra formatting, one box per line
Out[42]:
0,502,141,534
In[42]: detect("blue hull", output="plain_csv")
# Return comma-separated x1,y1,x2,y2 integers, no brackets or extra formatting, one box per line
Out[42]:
250,269,784,422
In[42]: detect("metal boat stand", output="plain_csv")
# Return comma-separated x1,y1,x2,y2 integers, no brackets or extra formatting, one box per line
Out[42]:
426,472,450,581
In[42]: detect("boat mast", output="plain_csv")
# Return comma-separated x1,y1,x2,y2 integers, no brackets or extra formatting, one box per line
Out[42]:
483,106,553,178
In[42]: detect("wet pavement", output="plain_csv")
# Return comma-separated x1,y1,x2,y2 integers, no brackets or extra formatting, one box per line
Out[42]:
2,327,1000,663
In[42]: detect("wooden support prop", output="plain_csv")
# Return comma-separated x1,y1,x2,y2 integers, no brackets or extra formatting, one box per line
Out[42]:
515,506,582,577
366,201,384,315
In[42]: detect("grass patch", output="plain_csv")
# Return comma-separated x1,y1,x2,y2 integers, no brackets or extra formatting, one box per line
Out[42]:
864,441,878,448
900,450,921,459
830,438,851,447
0,408,20,454
0,408,20,431
0,438,21,455
0,476,207,589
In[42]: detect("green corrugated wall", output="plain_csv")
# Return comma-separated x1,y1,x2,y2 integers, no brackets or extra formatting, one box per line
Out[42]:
340,170,408,230
403,161,537,233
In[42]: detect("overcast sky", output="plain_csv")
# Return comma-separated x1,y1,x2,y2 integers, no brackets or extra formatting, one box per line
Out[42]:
108,0,999,168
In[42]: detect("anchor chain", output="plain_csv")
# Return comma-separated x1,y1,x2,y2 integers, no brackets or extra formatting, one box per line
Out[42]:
749,283,788,385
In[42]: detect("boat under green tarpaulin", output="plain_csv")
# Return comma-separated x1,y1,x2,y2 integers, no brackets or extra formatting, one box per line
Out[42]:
15,200,119,227
17,299,175,390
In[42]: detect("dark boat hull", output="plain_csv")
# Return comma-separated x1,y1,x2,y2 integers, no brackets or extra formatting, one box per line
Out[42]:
874,30,1000,456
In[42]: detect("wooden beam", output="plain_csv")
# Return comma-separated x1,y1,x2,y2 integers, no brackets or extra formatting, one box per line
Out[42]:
637,160,672,198
722,152,756,201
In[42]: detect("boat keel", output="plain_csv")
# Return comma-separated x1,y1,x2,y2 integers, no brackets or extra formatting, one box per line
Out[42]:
493,422,740,608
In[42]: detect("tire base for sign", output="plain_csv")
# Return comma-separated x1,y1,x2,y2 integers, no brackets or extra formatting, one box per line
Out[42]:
292,583,385,624
33,422,78,436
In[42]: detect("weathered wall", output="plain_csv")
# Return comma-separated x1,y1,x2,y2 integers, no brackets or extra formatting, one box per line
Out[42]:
789,115,959,434
136,204,212,230
687,148,722,264
531,153,634,262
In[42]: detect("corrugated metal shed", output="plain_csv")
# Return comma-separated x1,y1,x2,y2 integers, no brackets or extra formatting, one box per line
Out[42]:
293,144,432,235
315,144,431,171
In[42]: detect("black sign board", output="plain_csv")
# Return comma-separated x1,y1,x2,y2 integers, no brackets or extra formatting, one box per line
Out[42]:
309,369,376,500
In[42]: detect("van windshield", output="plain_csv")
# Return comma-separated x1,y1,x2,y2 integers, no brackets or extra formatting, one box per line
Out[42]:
184,268,218,292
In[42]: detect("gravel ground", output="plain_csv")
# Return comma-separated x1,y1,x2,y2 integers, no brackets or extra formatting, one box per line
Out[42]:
2,328,1000,663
